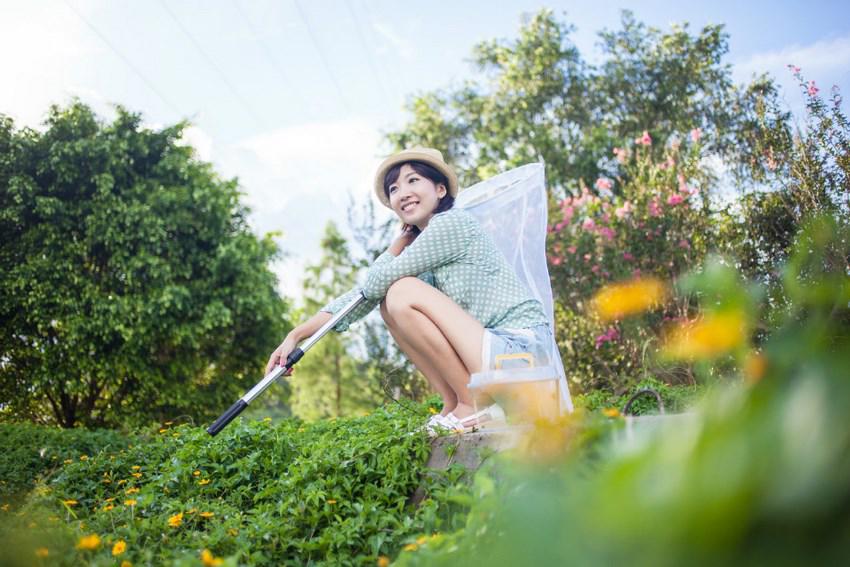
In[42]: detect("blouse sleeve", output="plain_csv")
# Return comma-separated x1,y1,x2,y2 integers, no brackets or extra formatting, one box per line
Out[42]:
362,211,471,300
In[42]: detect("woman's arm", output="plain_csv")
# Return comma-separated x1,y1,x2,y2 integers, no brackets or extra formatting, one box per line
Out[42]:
264,311,332,374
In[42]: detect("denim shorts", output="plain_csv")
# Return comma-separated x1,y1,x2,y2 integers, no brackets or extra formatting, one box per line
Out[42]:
481,323,553,371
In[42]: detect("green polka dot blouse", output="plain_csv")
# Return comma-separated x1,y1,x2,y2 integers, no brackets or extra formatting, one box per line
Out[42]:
319,207,548,333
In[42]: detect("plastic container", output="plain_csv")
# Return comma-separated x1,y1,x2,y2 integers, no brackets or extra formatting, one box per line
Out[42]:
468,365,562,425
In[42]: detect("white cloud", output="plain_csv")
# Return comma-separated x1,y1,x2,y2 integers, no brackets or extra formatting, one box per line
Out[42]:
179,125,214,162
734,35,850,82
371,20,416,60
0,2,96,126
228,117,394,302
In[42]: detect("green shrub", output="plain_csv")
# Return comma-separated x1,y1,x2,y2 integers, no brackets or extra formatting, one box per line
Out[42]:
0,422,132,502
0,405,468,566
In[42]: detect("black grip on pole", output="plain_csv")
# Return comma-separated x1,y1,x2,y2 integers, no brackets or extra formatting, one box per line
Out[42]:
207,399,249,436
285,348,304,367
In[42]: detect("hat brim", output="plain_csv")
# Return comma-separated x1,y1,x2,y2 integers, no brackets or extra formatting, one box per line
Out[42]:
373,151,458,208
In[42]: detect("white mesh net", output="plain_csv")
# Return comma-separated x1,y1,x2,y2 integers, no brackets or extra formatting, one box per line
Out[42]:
456,163,573,413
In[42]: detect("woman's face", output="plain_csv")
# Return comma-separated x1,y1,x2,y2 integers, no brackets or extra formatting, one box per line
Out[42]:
387,164,447,229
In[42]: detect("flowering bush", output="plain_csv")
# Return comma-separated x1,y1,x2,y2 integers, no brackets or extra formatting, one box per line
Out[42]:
548,128,711,391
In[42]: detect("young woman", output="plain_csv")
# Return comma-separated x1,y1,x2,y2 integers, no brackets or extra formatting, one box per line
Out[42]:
266,147,553,433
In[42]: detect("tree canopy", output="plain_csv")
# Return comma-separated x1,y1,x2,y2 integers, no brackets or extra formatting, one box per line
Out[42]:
0,102,290,428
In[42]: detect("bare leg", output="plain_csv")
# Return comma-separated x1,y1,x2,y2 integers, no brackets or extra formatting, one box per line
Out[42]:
382,301,457,415
382,277,485,420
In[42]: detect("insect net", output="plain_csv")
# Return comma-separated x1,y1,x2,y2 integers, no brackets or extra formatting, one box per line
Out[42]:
456,163,573,413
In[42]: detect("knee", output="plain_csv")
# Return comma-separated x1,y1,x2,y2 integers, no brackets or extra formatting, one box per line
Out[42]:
384,277,418,317
379,299,394,325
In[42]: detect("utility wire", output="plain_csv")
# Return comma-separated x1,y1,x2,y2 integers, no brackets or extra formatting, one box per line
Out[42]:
292,0,351,113
230,0,310,113
158,0,264,127
63,0,184,118
357,0,404,104
344,0,393,109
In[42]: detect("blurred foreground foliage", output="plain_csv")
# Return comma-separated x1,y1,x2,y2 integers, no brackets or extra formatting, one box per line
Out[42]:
395,215,850,566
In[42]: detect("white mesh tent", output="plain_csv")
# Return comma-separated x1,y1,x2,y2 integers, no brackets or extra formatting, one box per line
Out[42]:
456,163,573,413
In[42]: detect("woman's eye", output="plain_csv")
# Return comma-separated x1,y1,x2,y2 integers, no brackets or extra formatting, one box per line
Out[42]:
410,177,418,183
389,186,397,193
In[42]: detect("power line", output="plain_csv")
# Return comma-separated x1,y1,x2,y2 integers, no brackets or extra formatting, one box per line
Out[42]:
158,0,264,127
356,0,404,104
63,0,184,118
230,0,310,113
344,0,393,109
292,0,351,113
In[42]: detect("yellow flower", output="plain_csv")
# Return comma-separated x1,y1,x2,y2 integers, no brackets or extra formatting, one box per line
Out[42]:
63,459,73,465
102,479,112,484
602,407,621,418
590,277,667,322
35,547,49,558
125,487,139,495
167,512,183,527
0,504,8,512
102,504,114,512
131,465,141,470
416,535,428,545
200,549,224,566
62,499,78,506
76,534,101,550
263,417,273,422
403,543,418,552
663,310,748,360
164,421,174,425
377,556,390,567
124,499,137,507
227,528,239,536
744,351,768,384
193,470,201,476
112,540,127,556
198,479,211,486
117,479,127,485
104,497,115,502
121,561,133,567
187,508,198,514
131,472,142,478
159,429,167,434
79,455,88,461
326,499,337,505
428,407,437,415
199,511,214,518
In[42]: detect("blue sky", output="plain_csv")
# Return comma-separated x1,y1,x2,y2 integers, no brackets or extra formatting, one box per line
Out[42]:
3,0,849,300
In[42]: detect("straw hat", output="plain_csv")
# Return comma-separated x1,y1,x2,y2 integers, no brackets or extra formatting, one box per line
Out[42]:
373,147,458,208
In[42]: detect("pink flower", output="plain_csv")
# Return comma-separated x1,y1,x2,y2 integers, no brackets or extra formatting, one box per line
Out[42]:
614,201,633,219
787,64,801,74
548,255,562,266
594,178,613,197
613,146,629,163
583,253,592,262
635,130,652,146
554,221,566,232
591,264,601,274
648,197,662,217
623,251,634,261
567,245,577,254
594,327,620,349
690,128,702,142
598,226,616,242
807,80,819,96
582,218,596,231
658,156,675,170
667,194,684,206
562,206,575,224
678,238,691,249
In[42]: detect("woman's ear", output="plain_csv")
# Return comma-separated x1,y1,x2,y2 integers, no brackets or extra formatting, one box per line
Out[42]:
437,183,447,199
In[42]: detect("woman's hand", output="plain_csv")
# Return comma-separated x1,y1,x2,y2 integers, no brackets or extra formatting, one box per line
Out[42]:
389,224,418,256
265,335,298,376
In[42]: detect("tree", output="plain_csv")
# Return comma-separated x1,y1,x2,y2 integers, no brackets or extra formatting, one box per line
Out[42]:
386,9,787,196
0,102,290,428
288,221,383,420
